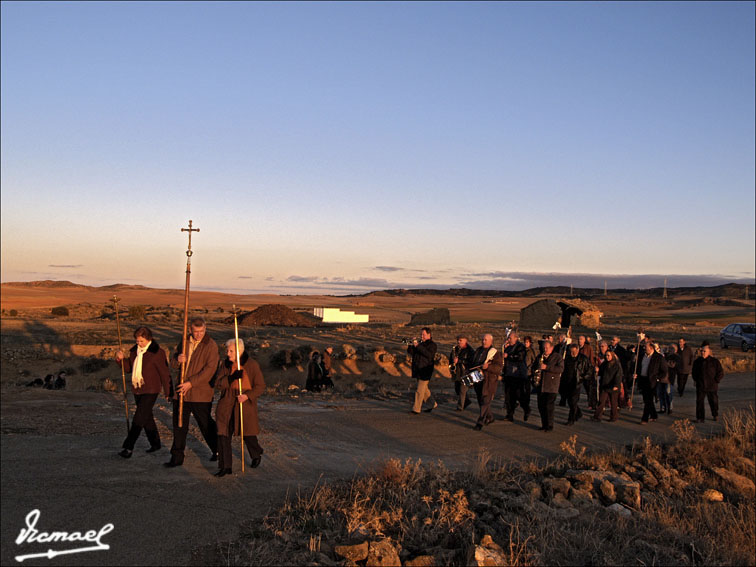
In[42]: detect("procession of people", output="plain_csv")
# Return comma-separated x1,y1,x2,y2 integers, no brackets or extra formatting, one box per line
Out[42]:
409,327,726,432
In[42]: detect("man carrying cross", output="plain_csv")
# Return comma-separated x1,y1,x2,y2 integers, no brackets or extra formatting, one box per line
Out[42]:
164,317,220,468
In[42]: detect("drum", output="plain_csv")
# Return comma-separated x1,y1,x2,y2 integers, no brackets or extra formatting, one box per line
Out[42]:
461,369,485,388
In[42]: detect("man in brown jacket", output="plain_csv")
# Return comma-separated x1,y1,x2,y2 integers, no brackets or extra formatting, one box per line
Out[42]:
472,333,504,430
165,318,220,468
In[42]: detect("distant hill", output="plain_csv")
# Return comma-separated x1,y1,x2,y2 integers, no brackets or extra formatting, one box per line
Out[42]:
1,279,750,299
353,283,751,299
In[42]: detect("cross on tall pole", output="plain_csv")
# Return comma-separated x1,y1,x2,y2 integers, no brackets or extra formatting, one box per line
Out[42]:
178,220,200,427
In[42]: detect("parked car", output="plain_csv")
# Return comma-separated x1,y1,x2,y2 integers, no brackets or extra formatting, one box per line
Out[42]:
719,323,756,352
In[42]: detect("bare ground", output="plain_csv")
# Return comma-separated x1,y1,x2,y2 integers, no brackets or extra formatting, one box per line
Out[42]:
1,372,754,566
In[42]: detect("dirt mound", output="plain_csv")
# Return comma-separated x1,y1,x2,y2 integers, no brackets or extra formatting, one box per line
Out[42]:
230,304,317,327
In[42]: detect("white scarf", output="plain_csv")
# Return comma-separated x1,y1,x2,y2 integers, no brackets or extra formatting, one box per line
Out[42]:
132,341,151,389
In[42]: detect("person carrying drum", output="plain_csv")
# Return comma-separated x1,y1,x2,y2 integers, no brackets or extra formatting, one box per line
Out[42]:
471,334,503,431
449,334,476,411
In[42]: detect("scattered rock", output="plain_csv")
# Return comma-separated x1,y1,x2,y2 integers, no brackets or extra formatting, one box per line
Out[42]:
617,482,642,509
102,378,117,392
712,467,756,498
599,479,617,503
703,489,724,502
404,556,435,567
366,539,401,567
607,503,631,517
354,382,367,393
641,473,659,490
568,488,595,508
471,535,506,567
551,493,573,509
542,477,571,500
288,384,300,392
334,542,368,562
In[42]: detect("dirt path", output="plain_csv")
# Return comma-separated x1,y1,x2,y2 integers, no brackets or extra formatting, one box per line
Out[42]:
1,373,753,566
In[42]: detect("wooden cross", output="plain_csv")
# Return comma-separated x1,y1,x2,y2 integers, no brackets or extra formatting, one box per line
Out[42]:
181,220,200,257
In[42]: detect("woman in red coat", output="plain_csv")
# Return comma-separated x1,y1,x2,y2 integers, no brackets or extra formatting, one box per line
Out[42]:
213,338,266,477
114,326,171,458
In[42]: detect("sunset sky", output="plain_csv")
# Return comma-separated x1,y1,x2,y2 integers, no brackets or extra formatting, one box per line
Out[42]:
2,2,754,294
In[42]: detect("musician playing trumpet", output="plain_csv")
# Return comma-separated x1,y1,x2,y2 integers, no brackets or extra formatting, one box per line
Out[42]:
449,334,475,411
471,334,504,431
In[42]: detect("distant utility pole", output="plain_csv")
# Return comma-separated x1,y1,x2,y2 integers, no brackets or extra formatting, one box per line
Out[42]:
663,278,668,299
570,284,573,297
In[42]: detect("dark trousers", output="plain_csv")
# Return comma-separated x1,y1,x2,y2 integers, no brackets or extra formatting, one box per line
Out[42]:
640,380,658,422
504,378,530,418
475,377,498,426
122,393,160,450
217,434,263,471
583,378,597,408
621,373,634,407
170,400,218,464
696,388,719,420
454,380,471,409
537,392,557,430
677,373,690,396
566,385,582,423
594,390,619,421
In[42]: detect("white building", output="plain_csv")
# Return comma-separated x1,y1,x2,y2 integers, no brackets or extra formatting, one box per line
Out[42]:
313,307,369,323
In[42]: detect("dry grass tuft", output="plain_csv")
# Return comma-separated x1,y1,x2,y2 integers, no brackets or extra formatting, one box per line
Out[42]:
207,407,756,566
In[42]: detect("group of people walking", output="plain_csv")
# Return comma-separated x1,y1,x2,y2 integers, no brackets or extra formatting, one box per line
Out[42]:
114,318,265,477
409,327,725,432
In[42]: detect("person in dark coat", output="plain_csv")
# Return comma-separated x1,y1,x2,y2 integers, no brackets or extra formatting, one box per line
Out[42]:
637,342,667,424
213,338,266,476
306,351,326,391
114,326,172,458
449,335,476,411
610,336,631,407
472,333,504,430
578,335,597,409
502,332,530,422
537,341,564,432
692,344,724,422
591,350,623,422
166,317,219,468
562,344,592,425
408,327,438,414
676,337,695,397
661,344,681,414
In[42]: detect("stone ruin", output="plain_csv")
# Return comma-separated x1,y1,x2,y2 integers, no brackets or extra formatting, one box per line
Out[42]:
409,308,451,326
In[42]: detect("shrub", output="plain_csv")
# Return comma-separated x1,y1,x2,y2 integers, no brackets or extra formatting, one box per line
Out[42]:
81,357,110,374
128,305,146,319
51,306,69,317
9,309,18,316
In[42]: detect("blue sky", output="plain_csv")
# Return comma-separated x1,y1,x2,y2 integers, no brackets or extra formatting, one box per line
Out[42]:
2,1,754,293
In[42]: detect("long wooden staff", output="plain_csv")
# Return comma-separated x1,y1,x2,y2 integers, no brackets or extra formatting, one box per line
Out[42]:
179,220,200,427
233,304,245,473
112,295,130,434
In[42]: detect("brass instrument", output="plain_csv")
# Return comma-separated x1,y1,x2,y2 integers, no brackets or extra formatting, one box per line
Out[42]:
449,345,459,374
532,353,545,388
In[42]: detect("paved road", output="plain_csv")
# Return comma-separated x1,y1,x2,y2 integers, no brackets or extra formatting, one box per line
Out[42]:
1,372,753,566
